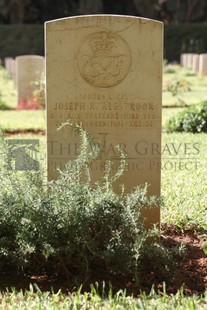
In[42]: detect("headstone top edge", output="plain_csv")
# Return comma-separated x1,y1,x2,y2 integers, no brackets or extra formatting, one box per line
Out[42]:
45,14,163,26
15,55,44,60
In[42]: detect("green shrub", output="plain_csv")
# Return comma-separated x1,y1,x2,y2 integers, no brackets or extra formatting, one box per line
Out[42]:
0,125,174,284
165,101,207,133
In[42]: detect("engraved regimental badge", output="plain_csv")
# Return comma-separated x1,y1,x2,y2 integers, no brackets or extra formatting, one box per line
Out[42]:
78,32,131,88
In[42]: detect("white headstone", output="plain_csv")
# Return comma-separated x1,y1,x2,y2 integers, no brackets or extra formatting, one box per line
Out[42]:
192,54,200,72
199,54,207,77
180,53,188,68
16,55,44,108
5,57,14,76
187,53,196,69
45,15,163,228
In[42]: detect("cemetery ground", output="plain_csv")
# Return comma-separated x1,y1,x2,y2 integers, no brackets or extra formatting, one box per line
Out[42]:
0,65,207,308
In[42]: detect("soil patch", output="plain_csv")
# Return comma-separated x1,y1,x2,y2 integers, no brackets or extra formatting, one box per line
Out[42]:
0,225,206,296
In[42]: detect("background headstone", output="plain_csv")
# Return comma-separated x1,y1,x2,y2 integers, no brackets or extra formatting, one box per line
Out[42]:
192,54,200,72
5,57,14,77
199,54,207,77
180,53,188,68
6,58,16,86
187,53,194,69
45,15,163,228
16,55,44,109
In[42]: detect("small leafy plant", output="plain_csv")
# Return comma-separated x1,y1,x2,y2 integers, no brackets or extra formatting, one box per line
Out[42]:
165,77,191,106
203,242,207,255
32,72,45,109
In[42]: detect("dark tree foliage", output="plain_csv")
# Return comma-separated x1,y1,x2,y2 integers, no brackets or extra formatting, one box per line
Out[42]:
0,0,207,24
104,0,138,16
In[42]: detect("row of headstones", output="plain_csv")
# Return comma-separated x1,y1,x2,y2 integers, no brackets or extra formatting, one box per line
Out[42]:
180,53,207,76
3,55,44,109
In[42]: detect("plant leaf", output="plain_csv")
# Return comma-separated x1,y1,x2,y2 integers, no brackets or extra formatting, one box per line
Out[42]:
203,242,207,255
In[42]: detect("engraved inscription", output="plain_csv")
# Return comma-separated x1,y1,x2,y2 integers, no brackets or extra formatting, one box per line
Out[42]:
78,32,131,88
52,92,159,129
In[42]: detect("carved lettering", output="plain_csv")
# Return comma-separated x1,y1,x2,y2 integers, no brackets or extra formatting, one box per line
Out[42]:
54,102,85,110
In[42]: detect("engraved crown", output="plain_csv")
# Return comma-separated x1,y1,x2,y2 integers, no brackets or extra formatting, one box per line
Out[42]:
91,32,115,56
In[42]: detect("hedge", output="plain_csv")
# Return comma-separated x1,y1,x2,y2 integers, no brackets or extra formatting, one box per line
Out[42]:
0,23,207,62
165,23,207,62
0,25,44,61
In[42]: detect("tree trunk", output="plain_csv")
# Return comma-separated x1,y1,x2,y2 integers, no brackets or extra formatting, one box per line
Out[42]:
185,0,205,23
9,0,26,24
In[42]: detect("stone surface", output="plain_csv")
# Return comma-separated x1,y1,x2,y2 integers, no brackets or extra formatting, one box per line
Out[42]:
192,54,200,72
5,58,16,86
199,54,207,77
180,53,188,68
16,55,44,108
10,58,16,83
45,15,163,228
5,57,14,77
187,53,195,69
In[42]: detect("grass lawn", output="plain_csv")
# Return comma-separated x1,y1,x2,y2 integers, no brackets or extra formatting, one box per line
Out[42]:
0,285,206,309
162,132,207,230
0,110,46,131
